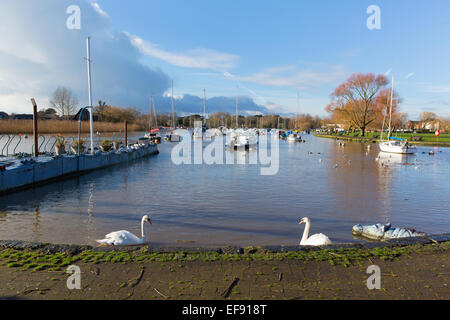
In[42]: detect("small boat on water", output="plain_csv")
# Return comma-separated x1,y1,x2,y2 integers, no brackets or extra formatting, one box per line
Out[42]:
193,126,203,140
165,133,181,142
144,95,162,144
226,131,258,150
165,81,181,143
146,129,162,144
379,75,416,154
379,137,416,154
193,89,209,140
287,133,302,142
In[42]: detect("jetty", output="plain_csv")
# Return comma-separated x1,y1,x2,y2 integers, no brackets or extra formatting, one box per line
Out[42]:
0,142,158,195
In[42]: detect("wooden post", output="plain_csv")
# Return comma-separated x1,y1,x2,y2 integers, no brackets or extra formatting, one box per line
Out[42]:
124,120,128,148
31,98,39,157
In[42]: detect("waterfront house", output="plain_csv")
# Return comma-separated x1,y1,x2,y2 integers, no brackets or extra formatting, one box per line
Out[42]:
72,109,99,121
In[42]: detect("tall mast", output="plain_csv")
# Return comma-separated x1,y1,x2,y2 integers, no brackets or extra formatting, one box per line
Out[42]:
154,101,158,127
235,86,239,128
86,37,94,154
296,92,299,129
387,75,394,139
149,94,154,131
203,88,207,126
171,80,175,128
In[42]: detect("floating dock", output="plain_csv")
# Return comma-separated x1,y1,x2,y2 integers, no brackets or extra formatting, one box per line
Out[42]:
0,143,158,194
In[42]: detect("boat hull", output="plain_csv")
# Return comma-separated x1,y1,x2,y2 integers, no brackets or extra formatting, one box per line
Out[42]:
379,142,416,154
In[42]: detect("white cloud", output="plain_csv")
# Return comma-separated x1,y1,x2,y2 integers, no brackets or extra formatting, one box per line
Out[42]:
164,92,184,100
423,85,450,93
230,65,347,89
384,68,392,76
90,2,109,18
0,0,170,114
126,33,239,71
405,72,415,79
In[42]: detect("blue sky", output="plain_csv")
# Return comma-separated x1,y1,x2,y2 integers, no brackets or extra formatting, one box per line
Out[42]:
1,0,449,119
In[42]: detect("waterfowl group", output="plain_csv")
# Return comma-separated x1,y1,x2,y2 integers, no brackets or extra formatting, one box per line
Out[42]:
96,215,334,248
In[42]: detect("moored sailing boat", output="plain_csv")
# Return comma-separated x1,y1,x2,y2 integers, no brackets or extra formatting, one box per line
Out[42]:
166,81,181,142
379,76,416,154
145,94,161,144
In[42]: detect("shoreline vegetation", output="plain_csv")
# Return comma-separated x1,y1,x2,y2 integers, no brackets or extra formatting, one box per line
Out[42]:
315,132,450,147
0,119,141,134
0,238,448,299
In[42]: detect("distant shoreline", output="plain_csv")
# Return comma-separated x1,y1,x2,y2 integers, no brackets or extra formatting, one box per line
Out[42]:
314,133,450,147
0,119,142,134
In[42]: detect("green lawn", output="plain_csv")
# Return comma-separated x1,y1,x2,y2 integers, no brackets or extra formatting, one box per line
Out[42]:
327,132,450,142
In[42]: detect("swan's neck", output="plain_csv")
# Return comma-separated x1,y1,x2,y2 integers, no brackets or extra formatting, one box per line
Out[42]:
301,221,311,244
141,218,146,241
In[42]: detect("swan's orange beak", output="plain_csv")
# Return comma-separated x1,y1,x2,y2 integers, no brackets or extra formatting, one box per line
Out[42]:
147,219,152,224
298,219,304,224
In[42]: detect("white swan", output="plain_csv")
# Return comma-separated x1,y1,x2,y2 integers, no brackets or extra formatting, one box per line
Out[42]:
96,215,152,246
298,217,332,246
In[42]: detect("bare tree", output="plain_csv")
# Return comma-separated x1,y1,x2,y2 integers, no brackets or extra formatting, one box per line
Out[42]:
49,86,78,118
326,73,388,136
95,100,108,121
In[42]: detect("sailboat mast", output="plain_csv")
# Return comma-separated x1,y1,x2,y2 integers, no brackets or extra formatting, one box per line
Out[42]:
387,75,394,139
171,80,175,128
149,94,153,131
154,103,158,128
203,88,207,126
296,92,299,129
86,37,94,154
235,86,239,128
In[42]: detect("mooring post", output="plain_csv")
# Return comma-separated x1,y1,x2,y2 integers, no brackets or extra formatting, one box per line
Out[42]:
124,120,128,148
31,98,39,157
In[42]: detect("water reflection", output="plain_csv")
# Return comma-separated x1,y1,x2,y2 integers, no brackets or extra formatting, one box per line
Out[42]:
32,206,41,241
327,142,387,222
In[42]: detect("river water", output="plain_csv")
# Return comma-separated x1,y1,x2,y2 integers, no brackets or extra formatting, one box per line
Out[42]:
0,133,448,247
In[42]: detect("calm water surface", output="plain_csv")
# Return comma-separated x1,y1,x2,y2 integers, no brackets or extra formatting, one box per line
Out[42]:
0,134,449,246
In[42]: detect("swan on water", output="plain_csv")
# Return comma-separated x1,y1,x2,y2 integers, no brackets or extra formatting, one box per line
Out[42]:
298,217,332,246
96,215,152,246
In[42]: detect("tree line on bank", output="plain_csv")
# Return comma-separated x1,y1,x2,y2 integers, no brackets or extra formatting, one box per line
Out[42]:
26,86,326,131
325,72,449,135
4,78,448,133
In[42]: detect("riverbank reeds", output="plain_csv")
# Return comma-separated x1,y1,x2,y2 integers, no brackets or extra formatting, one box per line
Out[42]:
0,120,142,134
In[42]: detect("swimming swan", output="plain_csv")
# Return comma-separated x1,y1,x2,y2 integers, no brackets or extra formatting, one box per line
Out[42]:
96,215,152,246
298,217,332,246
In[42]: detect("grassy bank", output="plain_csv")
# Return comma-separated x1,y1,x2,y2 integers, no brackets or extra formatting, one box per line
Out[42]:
0,241,448,299
315,132,450,147
0,119,142,134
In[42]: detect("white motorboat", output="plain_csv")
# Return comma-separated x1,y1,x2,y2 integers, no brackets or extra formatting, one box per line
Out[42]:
226,131,258,150
287,133,302,142
193,126,203,139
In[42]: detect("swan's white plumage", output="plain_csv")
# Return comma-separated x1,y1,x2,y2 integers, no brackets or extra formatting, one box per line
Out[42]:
96,215,151,246
96,230,145,246
299,217,332,246
300,232,332,246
